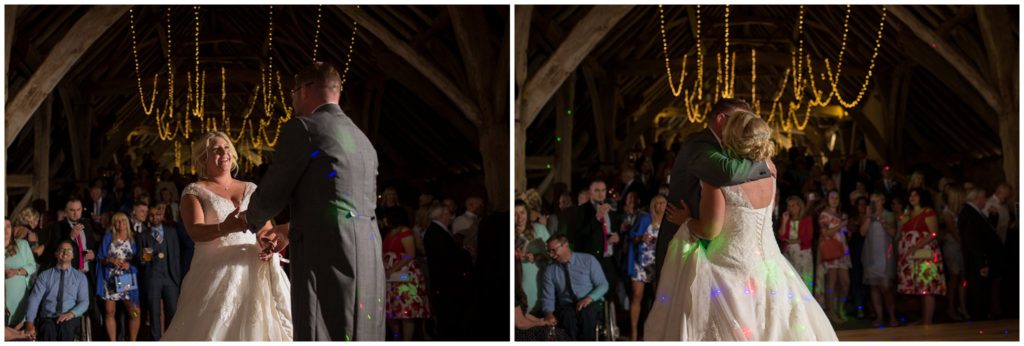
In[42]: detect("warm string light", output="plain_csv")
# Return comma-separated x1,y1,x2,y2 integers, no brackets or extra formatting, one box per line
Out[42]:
128,7,159,115
312,5,322,63
658,5,887,135
339,6,359,97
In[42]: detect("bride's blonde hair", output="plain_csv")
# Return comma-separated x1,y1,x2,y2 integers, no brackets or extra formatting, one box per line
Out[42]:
191,131,239,178
722,111,776,161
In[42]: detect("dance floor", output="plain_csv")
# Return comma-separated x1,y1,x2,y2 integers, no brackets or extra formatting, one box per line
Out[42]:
836,319,1019,341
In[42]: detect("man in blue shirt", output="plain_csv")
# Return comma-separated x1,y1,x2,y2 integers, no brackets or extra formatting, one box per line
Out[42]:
538,235,608,341
25,240,90,341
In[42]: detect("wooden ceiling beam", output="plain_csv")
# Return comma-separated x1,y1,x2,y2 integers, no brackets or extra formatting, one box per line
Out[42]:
6,5,130,149
337,5,481,127
517,5,633,128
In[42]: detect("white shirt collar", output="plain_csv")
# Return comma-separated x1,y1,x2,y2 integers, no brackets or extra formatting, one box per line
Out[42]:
710,128,723,146
432,220,451,233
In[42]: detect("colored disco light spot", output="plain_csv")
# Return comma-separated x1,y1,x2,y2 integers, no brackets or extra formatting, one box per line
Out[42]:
659,295,667,301
310,150,320,158
328,170,337,178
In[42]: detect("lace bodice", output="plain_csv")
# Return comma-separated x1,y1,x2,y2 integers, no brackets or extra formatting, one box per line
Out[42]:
182,182,258,244
705,179,777,269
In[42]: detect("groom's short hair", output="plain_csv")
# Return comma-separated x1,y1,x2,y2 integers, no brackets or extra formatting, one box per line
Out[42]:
295,62,341,90
708,98,753,119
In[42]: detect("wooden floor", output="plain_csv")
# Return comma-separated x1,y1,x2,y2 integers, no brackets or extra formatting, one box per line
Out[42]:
836,319,1019,341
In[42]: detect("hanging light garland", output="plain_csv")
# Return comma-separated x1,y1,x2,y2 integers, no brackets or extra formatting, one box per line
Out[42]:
657,5,887,134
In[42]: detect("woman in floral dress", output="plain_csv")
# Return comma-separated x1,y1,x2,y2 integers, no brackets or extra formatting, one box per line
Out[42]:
817,191,851,323
96,212,141,341
626,195,665,341
380,209,430,341
897,188,945,325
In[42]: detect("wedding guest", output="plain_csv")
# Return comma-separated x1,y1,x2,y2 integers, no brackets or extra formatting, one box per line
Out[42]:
779,195,814,290
157,188,180,224
452,196,484,255
12,208,44,258
848,196,870,319
6,219,37,326
940,186,969,321
626,195,665,341
959,188,1004,320
514,260,563,341
859,193,896,326
381,209,430,341
96,212,141,341
135,203,182,340
129,202,148,234
896,188,945,325
24,241,90,341
87,186,116,223
515,199,550,314
876,166,904,200
817,191,851,323
539,235,608,341
984,183,1013,244
423,205,472,340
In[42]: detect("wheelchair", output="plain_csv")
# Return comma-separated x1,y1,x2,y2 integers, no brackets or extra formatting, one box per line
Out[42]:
594,299,620,341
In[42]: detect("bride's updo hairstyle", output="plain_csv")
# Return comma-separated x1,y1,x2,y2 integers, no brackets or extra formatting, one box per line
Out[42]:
722,111,776,162
191,131,239,178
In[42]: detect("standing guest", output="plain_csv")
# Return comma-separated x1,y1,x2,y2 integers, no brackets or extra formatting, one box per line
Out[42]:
817,191,851,323
95,212,141,341
538,235,608,341
779,195,814,290
129,202,149,234
896,188,945,325
574,180,622,320
111,178,130,212
848,181,869,208
876,166,904,200
155,170,179,205
848,197,870,319
859,193,897,327
959,188,1004,320
984,183,1013,244
515,200,550,314
377,187,413,239
135,203,182,340
380,209,429,341
24,241,90,341
442,199,459,217
50,197,98,335
87,186,116,223
619,167,644,207
422,205,472,340
6,219,38,326
522,189,549,228
158,188,181,224
12,208,44,259
452,197,484,256
940,186,969,321
625,195,665,341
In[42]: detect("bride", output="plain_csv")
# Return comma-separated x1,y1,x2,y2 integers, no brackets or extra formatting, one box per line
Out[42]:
644,112,837,341
162,131,293,341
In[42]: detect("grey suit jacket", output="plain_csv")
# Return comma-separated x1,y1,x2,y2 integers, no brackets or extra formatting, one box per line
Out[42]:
245,103,384,341
653,128,771,284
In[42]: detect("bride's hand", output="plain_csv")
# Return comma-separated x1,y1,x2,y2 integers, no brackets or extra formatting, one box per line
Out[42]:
221,208,246,233
665,201,691,226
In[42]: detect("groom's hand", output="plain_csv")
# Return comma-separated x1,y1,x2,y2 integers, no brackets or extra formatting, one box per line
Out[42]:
665,201,691,225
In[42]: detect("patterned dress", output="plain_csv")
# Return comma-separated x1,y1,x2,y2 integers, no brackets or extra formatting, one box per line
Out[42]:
101,238,135,301
631,223,659,283
383,228,431,319
897,209,946,296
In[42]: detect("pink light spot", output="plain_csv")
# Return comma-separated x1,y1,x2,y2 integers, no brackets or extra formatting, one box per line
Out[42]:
931,42,937,49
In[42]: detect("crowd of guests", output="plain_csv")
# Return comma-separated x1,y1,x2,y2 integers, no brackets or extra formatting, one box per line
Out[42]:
515,145,1018,341
6,154,506,341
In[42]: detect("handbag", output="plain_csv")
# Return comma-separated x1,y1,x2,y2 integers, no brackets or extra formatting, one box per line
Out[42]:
114,272,137,293
819,238,844,261
910,247,934,260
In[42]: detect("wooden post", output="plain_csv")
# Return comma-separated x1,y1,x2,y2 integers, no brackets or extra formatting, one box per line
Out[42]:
977,5,1019,188
33,97,52,207
5,5,17,101
479,121,509,211
515,5,533,90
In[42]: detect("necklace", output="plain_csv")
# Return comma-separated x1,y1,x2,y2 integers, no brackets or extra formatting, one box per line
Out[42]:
206,178,232,192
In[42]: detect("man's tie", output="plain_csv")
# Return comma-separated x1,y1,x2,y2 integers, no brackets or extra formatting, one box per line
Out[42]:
153,226,163,244
56,269,65,315
561,262,578,301
75,233,85,270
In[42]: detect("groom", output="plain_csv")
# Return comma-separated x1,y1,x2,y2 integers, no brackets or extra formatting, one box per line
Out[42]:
240,62,385,341
653,98,774,287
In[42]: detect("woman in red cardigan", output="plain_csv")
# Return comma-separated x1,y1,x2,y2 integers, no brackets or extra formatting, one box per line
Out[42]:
778,195,814,291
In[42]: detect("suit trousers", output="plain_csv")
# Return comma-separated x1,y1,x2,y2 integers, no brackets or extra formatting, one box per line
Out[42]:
554,302,600,341
37,316,81,341
145,279,179,340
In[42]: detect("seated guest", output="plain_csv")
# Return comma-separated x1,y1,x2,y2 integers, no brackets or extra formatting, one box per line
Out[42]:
24,241,90,341
538,235,608,341
515,259,565,341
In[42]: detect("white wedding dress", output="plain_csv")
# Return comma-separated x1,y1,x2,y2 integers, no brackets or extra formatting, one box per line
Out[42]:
162,182,293,341
645,179,837,341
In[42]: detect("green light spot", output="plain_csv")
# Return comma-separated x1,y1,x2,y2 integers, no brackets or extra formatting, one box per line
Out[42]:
545,164,552,169
566,109,573,116
556,136,562,142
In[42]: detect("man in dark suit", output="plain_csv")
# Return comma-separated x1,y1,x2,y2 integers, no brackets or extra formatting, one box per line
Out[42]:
619,167,646,208
573,180,622,310
87,186,116,222
49,198,101,339
242,62,385,341
654,98,773,286
875,166,904,200
135,203,181,340
959,188,1004,320
422,205,472,340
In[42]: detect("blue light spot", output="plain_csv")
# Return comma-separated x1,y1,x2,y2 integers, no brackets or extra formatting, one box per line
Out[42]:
328,170,337,178
311,150,321,158
769,289,776,296
659,295,667,301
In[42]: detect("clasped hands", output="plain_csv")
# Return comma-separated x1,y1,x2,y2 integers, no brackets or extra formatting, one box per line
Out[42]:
221,209,290,261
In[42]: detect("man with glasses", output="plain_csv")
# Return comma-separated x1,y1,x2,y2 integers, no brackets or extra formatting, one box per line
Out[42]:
538,235,608,341
24,241,90,341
